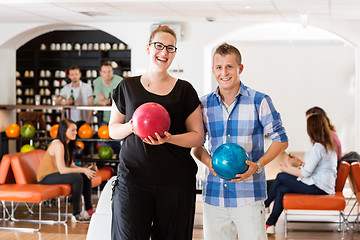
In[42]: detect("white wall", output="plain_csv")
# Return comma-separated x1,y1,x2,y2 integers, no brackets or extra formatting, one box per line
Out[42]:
233,43,355,152
0,48,16,129
0,20,358,154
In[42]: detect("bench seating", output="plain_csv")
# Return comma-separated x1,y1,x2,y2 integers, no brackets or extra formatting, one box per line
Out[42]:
283,161,351,239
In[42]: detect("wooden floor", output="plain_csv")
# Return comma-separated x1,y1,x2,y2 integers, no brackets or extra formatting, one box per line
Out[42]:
0,199,359,240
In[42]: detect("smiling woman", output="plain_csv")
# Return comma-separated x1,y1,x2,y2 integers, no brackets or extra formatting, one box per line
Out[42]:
108,24,204,239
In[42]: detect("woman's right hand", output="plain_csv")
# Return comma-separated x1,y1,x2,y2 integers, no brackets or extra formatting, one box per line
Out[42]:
129,119,134,133
286,154,301,167
84,166,97,179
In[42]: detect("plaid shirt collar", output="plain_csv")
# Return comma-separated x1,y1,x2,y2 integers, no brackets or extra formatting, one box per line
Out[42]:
213,81,249,101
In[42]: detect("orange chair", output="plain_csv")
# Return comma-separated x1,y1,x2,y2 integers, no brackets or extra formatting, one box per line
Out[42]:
0,184,62,231
12,149,102,216
96,168,113,182
93,167,114,198
10,149,71,223
0,153,23,220
0,152,63,231
350,161,360,231
0,153,20,184
283,161,351,239
11,149,101,197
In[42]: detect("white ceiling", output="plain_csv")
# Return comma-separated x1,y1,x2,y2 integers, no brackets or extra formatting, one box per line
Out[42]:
1,0,360,24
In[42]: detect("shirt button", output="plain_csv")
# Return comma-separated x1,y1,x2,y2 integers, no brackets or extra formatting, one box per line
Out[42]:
228,118,231,120
224,184,227,188
227,134,230,137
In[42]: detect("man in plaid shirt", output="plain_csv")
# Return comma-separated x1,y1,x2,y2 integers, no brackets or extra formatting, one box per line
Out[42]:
193,43,288,240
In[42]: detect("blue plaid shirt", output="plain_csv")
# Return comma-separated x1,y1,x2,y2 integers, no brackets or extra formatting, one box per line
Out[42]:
201,82,288,207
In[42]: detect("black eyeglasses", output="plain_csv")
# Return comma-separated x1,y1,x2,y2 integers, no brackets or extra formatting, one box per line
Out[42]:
149,42,177,53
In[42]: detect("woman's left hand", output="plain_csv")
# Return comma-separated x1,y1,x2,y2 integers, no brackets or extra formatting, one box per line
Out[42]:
143,131,171,145
279,161,290,172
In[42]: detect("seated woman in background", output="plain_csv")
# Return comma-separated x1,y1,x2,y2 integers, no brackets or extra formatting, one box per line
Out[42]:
37,119,97,222
265,114,338,235
267,106,342,193
305,106,342,161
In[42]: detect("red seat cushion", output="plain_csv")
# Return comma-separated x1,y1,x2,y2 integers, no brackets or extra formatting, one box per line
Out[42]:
56,184,72,196
283,192,345,211
0,184,62,203
91,176,102,188
96,168,112,181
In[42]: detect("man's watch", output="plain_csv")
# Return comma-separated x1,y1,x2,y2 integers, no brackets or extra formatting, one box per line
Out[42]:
255,162,262,174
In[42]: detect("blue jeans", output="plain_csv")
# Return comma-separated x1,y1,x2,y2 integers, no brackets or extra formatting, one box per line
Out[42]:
265,172,327,226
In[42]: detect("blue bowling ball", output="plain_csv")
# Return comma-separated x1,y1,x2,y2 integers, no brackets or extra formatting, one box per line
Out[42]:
212,143,249,180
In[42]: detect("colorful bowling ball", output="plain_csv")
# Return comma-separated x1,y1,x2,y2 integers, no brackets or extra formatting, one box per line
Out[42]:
5,123,20,138
96,144,101,151
98,125,110,139
20,144,36,153
78,124,94,138
212,143,249,181
37,144,47,150
72,147,83,160
76,141,85,150
98,146,114,160
49,124,59,138
132,102,171,140
20,124,36,138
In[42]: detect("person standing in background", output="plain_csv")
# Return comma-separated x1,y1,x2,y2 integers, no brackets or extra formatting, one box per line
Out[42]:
193,43,288,240
94,61,123,155
57,65,94,127
93,61,123,124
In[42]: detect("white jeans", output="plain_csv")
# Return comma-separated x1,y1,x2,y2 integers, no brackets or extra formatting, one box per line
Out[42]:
203,201,268,240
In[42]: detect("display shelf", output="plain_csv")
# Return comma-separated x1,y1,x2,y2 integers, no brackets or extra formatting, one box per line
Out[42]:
1,135,121,166
16,30,131,126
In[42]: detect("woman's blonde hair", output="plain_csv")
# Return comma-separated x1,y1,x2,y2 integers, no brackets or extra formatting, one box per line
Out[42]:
149,25,177,44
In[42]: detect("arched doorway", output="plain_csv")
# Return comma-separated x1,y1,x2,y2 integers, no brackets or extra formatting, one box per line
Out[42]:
204,23,356,153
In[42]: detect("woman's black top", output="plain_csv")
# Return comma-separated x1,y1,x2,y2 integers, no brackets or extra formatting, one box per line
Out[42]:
113,76,200,185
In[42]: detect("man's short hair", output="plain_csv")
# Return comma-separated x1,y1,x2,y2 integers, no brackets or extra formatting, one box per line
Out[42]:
213,43,242,66
68,65,80,72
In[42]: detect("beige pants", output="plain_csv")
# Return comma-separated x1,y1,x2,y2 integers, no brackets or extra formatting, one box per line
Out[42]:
203,201,268,240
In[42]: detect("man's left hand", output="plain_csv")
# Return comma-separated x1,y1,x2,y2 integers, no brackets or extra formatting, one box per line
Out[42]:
231,160,258,183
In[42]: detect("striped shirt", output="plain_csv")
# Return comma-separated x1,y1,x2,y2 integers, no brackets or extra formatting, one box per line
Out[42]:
201,82,288,207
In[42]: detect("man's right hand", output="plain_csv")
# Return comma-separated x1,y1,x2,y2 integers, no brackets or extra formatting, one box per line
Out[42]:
65,97,74,105
206,156,217,177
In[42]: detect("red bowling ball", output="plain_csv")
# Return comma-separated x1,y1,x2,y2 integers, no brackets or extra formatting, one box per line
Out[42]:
132,102,171,140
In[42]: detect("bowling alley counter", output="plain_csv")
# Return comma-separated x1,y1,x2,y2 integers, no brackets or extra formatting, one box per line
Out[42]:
0,104,112,120
0,104,112,112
